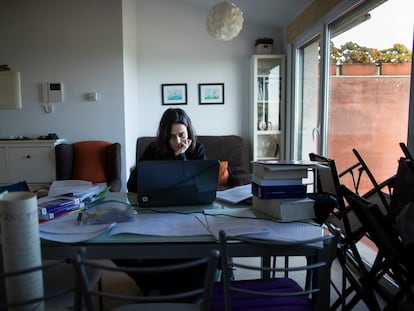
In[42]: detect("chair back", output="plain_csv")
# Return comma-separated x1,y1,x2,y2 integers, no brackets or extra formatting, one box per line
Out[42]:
212,230,337,311
74,248,220,311
0,258,81,310
55,140,121,191
338,184,414,308
389,157,414,218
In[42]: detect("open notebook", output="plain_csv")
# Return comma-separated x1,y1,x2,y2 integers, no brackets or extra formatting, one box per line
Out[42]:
136,160,219,207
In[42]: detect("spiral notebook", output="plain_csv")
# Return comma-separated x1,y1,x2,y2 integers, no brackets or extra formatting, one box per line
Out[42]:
136,160,219,207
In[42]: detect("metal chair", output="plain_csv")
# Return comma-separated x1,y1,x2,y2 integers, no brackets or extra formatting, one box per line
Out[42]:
0,257,81,310
309,153,387,310
211,230,337,311
339,184,414,310
74,247,220,311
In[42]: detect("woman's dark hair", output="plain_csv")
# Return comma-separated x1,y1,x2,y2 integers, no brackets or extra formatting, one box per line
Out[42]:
156,108,197,159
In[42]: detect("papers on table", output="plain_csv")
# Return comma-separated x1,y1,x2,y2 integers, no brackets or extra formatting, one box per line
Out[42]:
39,212,115,242
47,180,108,203
39,195,322,246
109,212,210,237
201,208,322,247
216,184,252,204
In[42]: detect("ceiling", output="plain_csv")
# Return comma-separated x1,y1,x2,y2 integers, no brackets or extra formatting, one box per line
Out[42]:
183,0,314,31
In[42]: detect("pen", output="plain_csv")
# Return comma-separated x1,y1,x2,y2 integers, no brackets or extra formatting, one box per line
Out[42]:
77,212,83,225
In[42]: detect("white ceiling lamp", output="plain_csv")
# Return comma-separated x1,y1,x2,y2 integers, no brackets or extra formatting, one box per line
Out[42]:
206,1,244,41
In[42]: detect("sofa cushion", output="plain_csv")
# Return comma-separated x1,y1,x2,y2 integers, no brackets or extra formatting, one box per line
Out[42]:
218,161,229,186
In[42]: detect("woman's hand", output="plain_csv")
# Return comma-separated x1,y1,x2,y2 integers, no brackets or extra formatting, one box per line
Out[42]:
174,138,192,156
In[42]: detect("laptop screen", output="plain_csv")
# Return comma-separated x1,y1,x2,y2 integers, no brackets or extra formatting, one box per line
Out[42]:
136,160,219,207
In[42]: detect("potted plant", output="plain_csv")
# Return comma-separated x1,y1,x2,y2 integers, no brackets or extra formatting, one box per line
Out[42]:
336,42,378,75
378,44,412,75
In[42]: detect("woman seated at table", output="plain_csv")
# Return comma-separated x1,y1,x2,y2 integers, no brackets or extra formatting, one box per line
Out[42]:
120,108,207,298
126,107,206,192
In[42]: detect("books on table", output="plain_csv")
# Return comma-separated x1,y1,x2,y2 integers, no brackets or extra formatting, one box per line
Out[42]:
252,182,307,199
252,196,315,222
251,160,319,221
252,160,323,179
38,196,81,215
38,196,85,222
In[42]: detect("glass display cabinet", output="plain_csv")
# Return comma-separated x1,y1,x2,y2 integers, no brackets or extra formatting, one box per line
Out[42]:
250,54,285,161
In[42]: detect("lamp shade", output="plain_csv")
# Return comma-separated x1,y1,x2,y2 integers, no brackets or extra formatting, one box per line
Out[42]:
206,2,244,41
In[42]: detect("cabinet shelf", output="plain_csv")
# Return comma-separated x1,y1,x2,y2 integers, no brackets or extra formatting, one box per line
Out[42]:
250,54,285,161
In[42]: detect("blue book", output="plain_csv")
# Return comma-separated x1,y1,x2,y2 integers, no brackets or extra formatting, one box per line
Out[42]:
38,196,81,215
39,204,85,222
252,183,307,199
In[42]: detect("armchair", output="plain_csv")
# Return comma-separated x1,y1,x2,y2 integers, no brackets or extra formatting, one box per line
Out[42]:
55,140,121,192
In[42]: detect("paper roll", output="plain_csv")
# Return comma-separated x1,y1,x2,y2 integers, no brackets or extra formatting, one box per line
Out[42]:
0,191,44,311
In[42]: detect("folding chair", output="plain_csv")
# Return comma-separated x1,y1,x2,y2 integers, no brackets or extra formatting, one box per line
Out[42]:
0,257,81,310
339,185,414,310
74,247,220,311
309,153,384,310
399,142,413,161
211,230,337,311
351,148,395,215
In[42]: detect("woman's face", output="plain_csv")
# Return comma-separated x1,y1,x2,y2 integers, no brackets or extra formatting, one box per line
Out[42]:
169,123,189,151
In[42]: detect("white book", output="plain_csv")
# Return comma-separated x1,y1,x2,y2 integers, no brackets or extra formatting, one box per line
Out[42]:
252,196,315,222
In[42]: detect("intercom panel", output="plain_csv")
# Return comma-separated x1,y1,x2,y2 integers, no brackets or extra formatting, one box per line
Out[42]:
42,82,63,102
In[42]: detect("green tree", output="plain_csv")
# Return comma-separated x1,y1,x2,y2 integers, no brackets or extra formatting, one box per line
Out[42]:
378,43,412,63
330,41,412,64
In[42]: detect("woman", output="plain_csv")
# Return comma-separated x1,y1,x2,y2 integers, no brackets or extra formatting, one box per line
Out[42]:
121,108,208,298
127,108,206,192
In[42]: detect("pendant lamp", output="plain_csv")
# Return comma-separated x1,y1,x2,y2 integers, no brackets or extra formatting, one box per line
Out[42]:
206,1,244,41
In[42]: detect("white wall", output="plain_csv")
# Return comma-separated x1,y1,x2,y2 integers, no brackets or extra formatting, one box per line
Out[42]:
0,0,281,190
0,0,127,188
129,0,280,171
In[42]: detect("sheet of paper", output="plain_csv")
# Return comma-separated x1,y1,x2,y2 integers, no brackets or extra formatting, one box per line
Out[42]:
109,212,211,237
204,214,323,247
216,184,252,204
39,229,114,243
204,207,255,217
39,212,113,234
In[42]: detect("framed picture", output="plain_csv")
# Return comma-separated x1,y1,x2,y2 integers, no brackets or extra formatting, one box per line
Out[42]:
198,83,224,105
161,84,187,105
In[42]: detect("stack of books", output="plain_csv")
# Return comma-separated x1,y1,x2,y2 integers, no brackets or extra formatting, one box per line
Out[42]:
38,196,85,222
251,160,316,221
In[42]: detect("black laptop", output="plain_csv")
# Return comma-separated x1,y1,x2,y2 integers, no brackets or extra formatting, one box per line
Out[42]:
136,160,219,207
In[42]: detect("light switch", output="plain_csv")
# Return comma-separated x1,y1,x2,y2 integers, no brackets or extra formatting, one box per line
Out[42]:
87,92,98,101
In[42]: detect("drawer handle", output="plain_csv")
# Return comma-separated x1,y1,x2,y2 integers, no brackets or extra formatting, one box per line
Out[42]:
26,155,31,159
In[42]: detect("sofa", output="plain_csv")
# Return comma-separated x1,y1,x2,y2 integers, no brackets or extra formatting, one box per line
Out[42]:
134,135,251,189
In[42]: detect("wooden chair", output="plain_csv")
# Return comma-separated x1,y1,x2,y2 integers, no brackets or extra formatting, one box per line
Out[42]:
74,247,220,311
55,140,122,192
211,230,337,311
0,257,81,310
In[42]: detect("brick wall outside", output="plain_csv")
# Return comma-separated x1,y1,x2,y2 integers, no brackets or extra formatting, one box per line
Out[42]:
327,63,411,194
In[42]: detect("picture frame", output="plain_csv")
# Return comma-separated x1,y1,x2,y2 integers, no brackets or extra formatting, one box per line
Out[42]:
198,83,224,105
161,84,187,105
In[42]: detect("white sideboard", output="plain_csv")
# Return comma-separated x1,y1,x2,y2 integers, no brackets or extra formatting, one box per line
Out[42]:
0,139,64,189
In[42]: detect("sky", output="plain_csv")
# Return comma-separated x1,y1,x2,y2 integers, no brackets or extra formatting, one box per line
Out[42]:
332,0,414,50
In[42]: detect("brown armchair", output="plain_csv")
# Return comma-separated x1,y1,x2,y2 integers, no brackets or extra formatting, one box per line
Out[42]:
55,140,121,192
